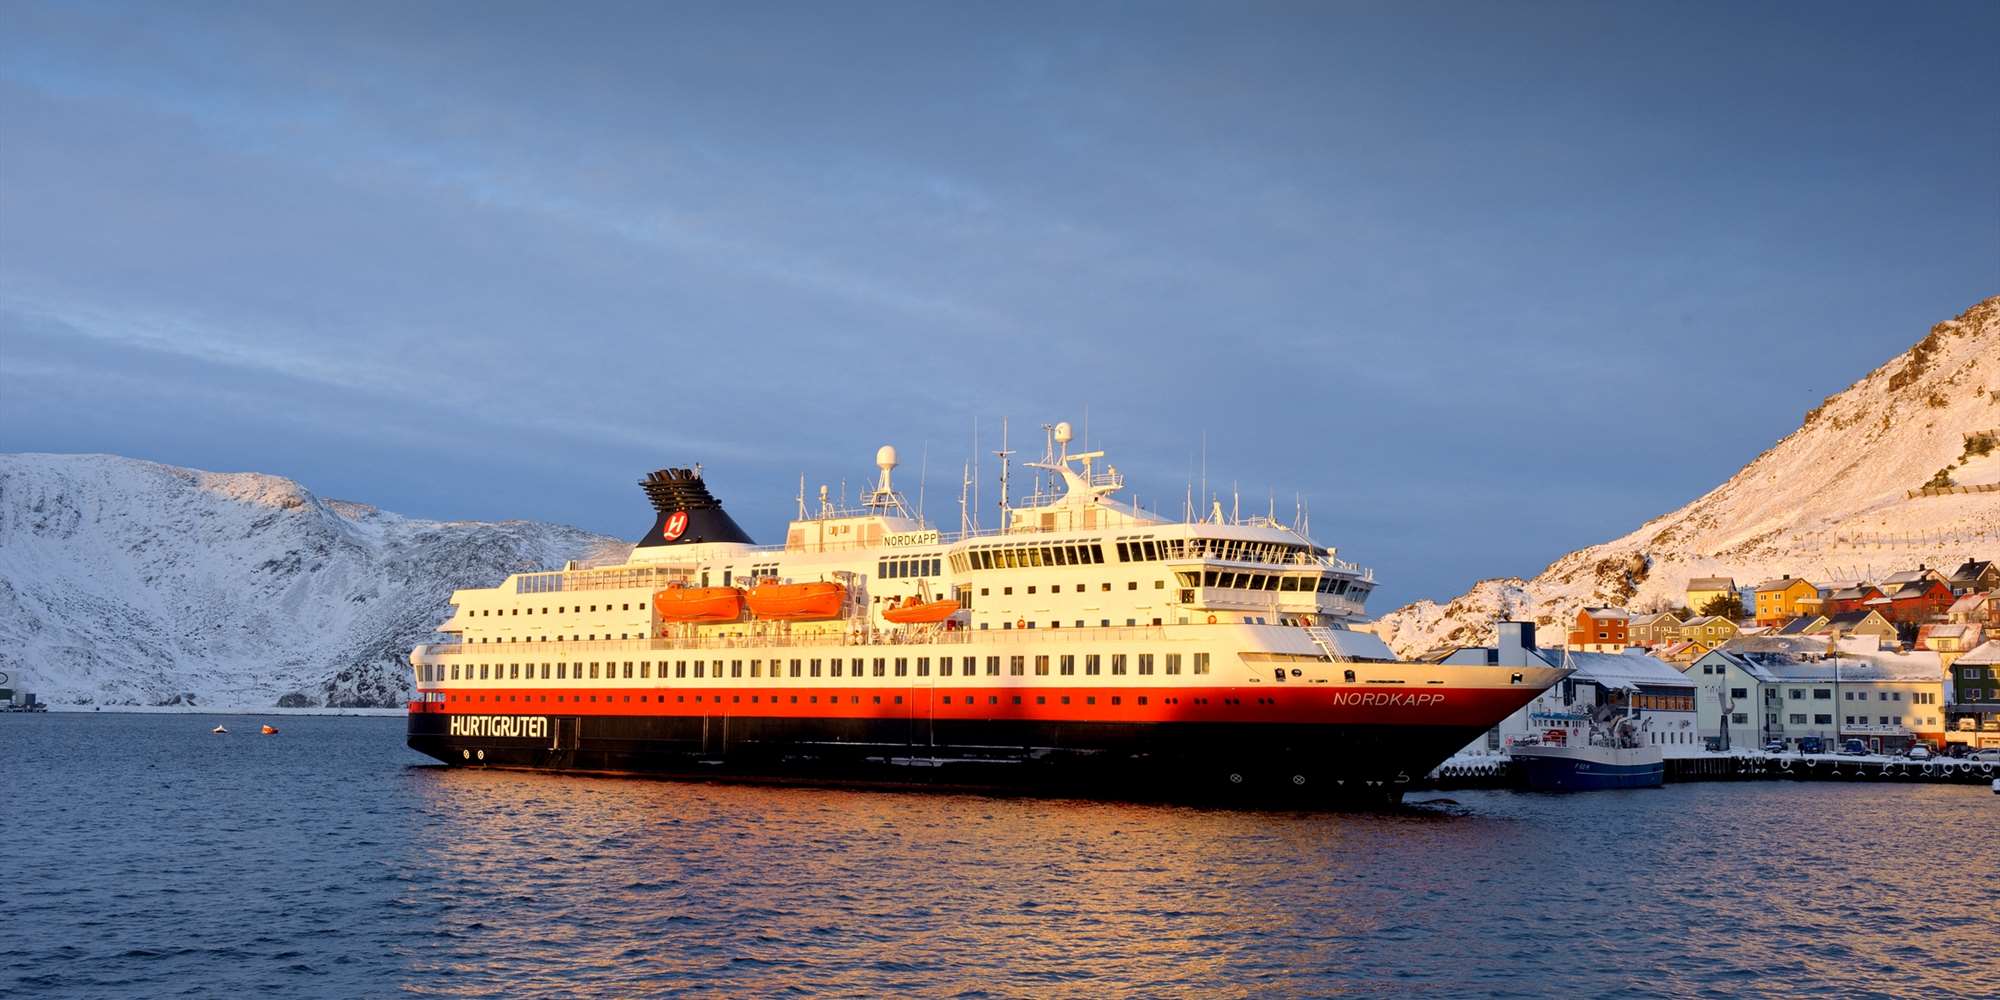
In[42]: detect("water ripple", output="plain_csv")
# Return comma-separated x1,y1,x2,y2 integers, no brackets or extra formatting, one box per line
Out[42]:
7,714,1998,998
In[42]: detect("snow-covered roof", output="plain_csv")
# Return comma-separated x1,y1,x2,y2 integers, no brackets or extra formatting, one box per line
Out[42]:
1925,623,1970,640
1755,577,1813,592
1955,640,2000,666
1775,616,1823,635
1697,644,1944,684
1949,559,1994,582
1863,596,1892,605
1882,568,1937,585
1631,612,1680,626
1681,615,1732,627
1948,592,1989,615
1553,649,1695,692
1829,586,1877,600
1686,577,1736,591
1580,607,1629,620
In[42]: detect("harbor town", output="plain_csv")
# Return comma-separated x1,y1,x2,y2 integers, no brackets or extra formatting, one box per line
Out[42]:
1416,558,2000,790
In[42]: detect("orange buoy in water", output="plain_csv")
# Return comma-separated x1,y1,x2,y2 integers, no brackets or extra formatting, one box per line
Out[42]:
261,724,279,735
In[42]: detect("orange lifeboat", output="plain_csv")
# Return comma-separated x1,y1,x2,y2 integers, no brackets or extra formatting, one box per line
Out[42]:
881,595,960,625
745,580,846,621
653,584,744,623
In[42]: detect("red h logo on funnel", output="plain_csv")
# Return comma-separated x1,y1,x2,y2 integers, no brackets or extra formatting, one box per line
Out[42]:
662,511,689,541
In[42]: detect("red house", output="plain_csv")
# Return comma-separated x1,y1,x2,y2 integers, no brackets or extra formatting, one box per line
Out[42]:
1824,584,1884,616
1567,607,1630,651
1887,579,1953,625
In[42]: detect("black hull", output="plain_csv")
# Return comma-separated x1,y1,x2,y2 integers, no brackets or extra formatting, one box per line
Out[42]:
408,712,1488,805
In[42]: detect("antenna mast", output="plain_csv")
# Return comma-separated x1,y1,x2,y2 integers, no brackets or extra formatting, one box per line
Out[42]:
959,462,973,535
993,417,1014,527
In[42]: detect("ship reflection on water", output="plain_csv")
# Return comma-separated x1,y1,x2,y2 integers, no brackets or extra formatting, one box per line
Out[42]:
400,767,1994,997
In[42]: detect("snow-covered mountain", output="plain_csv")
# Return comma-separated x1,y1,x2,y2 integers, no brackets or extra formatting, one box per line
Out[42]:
1373,296,2000,658
0,455,627,708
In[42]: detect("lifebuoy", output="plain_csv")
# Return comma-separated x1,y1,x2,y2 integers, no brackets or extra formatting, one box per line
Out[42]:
1016,618,1026,630
1207,614,1218,624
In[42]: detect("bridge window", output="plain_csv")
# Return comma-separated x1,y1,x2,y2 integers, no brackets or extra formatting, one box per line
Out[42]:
1034,656,1049,676
986,656,1001,676
874,658,887,677
1194,653,1210,675
1165,654,1181,675
1086,654,1101,676
810,659,822,678
1060,655,1075,676
1138,654,1154,676
1112,654,1128,676
789,659,802,678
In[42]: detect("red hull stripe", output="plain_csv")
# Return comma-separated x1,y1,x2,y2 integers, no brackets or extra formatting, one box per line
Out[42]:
412,683,1535,728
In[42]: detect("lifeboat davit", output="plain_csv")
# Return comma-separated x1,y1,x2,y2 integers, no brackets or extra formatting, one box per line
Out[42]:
745,581,846,621
653,584,745,623
882,596,960,625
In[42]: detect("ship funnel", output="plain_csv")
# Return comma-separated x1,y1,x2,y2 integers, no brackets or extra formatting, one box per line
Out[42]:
635,467,755,547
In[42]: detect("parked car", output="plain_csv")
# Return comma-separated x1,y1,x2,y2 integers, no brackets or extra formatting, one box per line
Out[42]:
1965,748,2000,762
1799,737,1825,754
1762,739,1786,753
1905,744,1934,761
1839,739,1869,756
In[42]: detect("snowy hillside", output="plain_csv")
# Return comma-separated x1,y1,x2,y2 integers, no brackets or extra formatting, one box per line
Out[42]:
0,455,627,708
1373,296,2000,657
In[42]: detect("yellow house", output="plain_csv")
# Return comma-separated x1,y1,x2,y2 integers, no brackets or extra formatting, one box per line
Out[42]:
1686,576,1738,616
1680,615,1741,645
1754,576,1819,625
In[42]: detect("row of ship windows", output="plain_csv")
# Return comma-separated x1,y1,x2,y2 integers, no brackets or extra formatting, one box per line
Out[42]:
423,652,1213,684
978,580,1164,595
469,603,642,618
953,543,1107,572
878,557,943,579
1181,571,1360,595
1115,537,1317,565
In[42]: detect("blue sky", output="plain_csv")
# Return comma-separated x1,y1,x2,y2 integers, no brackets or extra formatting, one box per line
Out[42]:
3,1,1995,607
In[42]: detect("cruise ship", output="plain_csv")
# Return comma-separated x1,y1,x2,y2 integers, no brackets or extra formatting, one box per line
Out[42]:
407,423,1566,803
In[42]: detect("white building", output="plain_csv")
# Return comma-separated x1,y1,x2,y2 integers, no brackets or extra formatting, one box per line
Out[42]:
1686,639,1947,752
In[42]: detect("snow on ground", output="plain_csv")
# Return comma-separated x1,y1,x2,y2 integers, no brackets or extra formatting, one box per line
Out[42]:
1376,297,2000,658
0,454,625,708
